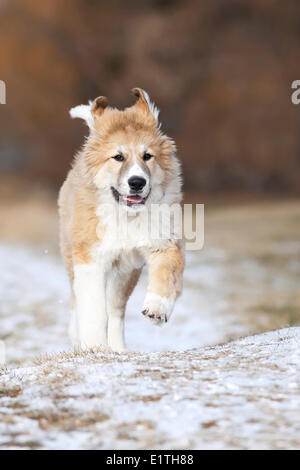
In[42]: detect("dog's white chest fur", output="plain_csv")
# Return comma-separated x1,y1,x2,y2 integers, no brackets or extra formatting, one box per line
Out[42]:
96,201,177,255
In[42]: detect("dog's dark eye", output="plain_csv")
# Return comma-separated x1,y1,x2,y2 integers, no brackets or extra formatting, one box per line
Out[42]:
112,155,124,162
143,153,152,161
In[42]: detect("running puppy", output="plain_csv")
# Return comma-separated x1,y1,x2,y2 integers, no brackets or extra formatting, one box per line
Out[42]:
58,88,184,352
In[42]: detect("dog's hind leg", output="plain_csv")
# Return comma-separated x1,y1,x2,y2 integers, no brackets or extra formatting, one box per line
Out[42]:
142,242,184,325
106,267,141,352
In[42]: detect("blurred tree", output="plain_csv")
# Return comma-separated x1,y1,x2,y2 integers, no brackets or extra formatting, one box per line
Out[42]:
0,0,300,193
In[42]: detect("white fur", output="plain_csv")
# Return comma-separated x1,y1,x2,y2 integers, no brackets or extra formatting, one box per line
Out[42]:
69,102,94,130
142,89,160,124
127,162,148,180
72,248,144,351
73,263,107,348
142,293,175,325
96,202,181,252
106,260,142,352
125,161,150,196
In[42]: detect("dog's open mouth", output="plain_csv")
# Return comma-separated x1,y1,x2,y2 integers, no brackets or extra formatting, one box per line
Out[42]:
111,187,148,206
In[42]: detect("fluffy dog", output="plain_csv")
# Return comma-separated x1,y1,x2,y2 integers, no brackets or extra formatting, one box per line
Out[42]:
58,88,184,352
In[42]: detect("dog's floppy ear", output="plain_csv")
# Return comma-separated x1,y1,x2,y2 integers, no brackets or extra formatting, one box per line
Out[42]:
91,96,108,118
131,88,160,124
69,95,108,130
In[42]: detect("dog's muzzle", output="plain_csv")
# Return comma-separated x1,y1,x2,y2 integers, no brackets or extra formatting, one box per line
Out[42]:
111,186,150,207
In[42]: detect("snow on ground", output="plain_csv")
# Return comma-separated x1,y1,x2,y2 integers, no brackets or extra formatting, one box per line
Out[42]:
0,244,246,364
0,328,299,449
2,241,296,364
0,201,299,449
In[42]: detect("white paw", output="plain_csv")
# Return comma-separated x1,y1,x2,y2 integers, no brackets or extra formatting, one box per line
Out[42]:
141,293,174,326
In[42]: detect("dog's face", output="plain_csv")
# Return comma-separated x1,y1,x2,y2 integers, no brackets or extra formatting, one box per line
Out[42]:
71,89,177,211
98,137,158,209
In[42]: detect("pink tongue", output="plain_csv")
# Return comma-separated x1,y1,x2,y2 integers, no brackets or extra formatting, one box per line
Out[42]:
125,195,143,203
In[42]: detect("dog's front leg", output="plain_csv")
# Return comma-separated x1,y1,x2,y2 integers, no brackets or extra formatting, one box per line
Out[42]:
73,262,107,349
142,243,184,325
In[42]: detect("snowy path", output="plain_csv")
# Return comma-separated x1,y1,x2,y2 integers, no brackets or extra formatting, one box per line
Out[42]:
0,220,299,449
0,328,299,449
0,243,248,364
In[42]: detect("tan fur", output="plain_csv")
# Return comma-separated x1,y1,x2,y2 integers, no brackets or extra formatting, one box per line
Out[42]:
59,167,100,269
58,88,184,350
145,244,184,299
83,108,176,185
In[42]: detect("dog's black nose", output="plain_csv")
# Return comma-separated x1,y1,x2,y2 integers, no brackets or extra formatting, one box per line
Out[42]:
128,176,146,192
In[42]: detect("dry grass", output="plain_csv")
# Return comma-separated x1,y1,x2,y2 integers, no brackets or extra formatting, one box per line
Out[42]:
0,192,299,449
0,328,299,449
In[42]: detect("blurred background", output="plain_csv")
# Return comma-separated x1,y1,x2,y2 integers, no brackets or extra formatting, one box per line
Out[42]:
0,0,299,364
1,0,300,194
